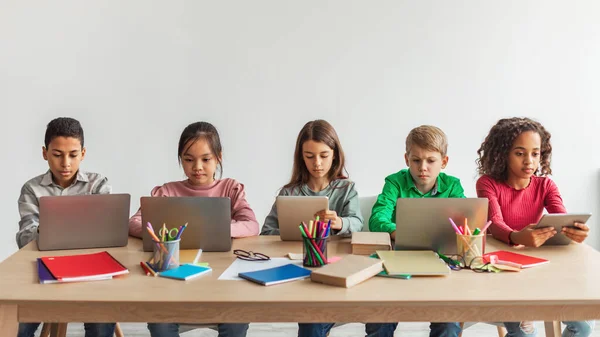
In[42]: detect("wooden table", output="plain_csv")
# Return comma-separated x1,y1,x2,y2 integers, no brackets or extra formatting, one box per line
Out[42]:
1,236,600,336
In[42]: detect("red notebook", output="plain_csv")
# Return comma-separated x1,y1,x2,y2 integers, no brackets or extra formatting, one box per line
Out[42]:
483,250,549,269
41,251,129,282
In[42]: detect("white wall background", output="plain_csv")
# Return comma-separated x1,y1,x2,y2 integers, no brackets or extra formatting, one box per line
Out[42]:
1,1,599,262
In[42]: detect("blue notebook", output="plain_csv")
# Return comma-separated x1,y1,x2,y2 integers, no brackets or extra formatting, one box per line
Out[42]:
238,263,311,286
159,264,212,281
38,258,58,284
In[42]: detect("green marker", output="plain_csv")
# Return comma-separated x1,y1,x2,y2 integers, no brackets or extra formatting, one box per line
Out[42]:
436,252,460,266
473,228,481,235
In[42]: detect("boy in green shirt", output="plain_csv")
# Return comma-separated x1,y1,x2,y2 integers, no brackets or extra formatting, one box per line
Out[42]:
366,125,464,337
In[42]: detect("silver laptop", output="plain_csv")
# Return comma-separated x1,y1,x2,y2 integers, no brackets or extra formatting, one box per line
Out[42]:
276,196,328,241
394,198,488,254
141,197,232,252
37,194,131,251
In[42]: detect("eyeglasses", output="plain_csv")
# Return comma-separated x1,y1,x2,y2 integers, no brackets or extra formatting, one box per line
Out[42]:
468,256,496,273
233,249,270,261
439,254,496,273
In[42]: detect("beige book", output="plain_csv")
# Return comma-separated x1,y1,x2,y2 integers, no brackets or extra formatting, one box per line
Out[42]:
376,250,450,276
351,232,392,255
310,255,383,288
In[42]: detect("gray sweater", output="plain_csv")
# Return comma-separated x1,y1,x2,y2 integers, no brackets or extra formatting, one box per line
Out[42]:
261,179,363,236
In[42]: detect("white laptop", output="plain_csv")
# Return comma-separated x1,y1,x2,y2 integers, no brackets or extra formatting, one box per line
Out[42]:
276,196,328,241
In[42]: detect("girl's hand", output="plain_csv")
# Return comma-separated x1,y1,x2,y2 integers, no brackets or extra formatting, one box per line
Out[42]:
510,224,556,247
562,222,589,243
315,210,342,230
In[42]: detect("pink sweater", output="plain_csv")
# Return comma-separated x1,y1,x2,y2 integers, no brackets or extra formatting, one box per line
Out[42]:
476,175,566,244
128,178,259,239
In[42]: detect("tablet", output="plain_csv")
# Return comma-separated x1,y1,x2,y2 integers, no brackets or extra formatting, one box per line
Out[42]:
276,196,328,241
534,213,591,245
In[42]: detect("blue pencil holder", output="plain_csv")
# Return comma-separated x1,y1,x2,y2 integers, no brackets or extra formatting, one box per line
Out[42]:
150,239,180,272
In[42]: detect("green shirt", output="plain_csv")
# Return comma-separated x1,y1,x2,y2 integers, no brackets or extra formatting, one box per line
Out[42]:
369,169,465,233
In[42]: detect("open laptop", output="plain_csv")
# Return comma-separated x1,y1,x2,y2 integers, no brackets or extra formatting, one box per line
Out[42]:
394,198,488,254
276,196,328,241
141,197,232,252
37,194,131,251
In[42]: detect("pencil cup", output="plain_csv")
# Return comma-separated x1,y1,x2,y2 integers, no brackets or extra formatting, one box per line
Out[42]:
150,239,180,272
456,233,484,266
302,236,328,267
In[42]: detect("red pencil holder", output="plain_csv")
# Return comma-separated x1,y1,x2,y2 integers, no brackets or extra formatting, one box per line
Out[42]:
302,236,329,267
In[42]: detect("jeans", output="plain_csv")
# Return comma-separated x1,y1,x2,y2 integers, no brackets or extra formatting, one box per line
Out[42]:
17,322,116,337
147,322,249,337
504,321,595,337
297,323,336,337
365,322,462,337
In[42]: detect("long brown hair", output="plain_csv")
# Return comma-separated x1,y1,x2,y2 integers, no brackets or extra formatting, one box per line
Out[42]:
284,120,348,189
476,117,553,181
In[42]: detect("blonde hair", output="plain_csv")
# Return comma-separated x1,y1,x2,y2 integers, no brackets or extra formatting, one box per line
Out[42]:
405,125,448,156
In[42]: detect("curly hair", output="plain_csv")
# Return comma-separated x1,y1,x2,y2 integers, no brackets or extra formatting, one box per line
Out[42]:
44,117,84,149
476,117,552,181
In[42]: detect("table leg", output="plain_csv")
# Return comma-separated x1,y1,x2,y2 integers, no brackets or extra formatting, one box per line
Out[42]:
544,321,561,337
0,304,18,336
50,322,68,337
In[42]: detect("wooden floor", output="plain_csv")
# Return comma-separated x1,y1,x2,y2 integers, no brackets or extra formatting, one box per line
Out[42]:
50,321,597,336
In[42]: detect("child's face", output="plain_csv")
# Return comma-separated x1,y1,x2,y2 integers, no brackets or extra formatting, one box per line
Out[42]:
302,140,335,182
42,136,86,188
181,138,220,186
404,145,448,191
507,131,541,181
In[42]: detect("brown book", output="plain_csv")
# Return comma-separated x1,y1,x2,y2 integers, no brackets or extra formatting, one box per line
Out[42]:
351,232,392,255
310,255,383,288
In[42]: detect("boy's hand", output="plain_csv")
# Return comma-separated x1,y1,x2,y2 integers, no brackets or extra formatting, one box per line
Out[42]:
510,224,556,247
562,222,589,243
314,210,342,230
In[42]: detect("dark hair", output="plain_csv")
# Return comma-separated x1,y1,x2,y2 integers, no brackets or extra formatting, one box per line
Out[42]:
44,117,84,149
284,119,348,189
476,117,553,181
177,122,223,178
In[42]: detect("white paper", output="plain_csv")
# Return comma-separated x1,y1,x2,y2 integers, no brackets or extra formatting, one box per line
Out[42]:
218,257,302,280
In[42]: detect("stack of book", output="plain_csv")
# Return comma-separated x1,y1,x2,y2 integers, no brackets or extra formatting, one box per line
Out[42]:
351,232,392,255
37,251,129,284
